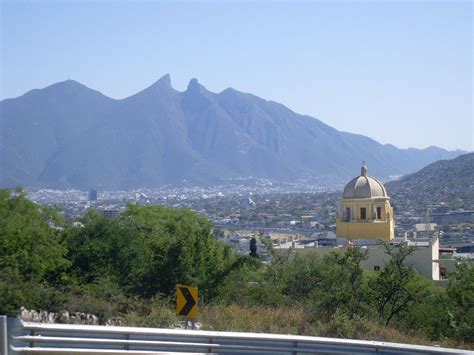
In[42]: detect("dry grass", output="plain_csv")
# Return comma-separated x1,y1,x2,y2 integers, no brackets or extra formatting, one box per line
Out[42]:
199,304,473,351
200,304,309,335
360,322,473,350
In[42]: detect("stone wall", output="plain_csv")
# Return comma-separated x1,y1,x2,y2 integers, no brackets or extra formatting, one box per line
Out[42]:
18,307,122,326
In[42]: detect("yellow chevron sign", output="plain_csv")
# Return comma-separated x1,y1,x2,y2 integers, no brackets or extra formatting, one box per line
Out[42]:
176,285,198,319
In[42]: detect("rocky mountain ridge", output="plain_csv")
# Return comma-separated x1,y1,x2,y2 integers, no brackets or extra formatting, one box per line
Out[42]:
0,75,465,189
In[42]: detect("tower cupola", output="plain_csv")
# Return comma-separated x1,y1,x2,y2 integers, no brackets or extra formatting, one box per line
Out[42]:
336,163,394,241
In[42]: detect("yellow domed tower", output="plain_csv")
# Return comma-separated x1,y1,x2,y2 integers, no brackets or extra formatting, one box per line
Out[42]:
336,164,394,241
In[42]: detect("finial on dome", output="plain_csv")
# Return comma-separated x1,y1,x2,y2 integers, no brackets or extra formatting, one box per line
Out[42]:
361,161,368,176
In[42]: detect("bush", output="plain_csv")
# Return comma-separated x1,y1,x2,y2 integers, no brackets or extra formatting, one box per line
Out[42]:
319,310,369,339
0,267,68,314
120,296,179,328
200,304,307,334
0,188,69,314
447,262,474,342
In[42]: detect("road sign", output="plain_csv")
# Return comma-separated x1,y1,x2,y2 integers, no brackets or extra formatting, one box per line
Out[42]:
176,285,198,319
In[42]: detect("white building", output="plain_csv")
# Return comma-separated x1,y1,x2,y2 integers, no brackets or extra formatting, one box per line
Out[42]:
361,235,457,282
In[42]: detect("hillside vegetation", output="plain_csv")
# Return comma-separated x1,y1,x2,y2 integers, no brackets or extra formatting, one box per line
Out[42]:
386,152,474,210
0,188,473,349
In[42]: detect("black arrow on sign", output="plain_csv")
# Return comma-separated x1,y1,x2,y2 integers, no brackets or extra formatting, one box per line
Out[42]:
178,287,196,316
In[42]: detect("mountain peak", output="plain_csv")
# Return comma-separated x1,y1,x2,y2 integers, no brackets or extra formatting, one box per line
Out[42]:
187,78,200,91
48,79,89,91
157,73,171,87
149,73,172,89
16,79,108,101
186,78,212,98
128,74,174,99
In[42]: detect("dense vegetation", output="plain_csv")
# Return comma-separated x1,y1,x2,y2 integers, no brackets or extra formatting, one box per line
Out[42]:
1,188,473,348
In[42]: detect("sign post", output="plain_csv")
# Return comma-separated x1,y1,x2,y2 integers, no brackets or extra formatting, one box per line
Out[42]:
176,285,198,329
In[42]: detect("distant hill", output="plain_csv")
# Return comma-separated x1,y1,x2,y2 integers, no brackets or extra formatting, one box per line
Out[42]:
386,153,474,210
0,75,465,189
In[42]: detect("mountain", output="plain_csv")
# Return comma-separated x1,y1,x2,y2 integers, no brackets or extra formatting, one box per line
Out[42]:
385,153,474,210
0,75,466,189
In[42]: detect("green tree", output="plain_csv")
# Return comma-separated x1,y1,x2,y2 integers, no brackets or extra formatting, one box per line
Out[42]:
65,204,241,302
64,209,136,287
122,204,233,299
400,280,451,340
214,258,277,306
279,253,323,302
213,227,225,239
307,247,369,319
368,242,427,326
446,261,474,342
0,188,69,314
249,237,259,258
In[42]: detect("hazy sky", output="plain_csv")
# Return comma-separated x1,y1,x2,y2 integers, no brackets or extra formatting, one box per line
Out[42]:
1,0,472,151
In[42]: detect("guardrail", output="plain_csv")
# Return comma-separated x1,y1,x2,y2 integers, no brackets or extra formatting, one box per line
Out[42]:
1,315,471,354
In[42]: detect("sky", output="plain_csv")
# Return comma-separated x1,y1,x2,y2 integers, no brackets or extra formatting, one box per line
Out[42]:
1,0,472,151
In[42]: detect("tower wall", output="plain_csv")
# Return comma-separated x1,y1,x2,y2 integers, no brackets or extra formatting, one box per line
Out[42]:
336,218,394,241
337,165,395,241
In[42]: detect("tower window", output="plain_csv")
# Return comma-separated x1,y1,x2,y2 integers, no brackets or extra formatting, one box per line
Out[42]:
360,207,366,220
376,207,382,219
345,207,351,221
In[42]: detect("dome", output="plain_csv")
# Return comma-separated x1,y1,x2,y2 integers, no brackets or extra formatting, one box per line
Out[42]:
343,165,388,199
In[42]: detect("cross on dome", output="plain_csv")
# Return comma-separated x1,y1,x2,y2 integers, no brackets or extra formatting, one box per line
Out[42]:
361,161,368,176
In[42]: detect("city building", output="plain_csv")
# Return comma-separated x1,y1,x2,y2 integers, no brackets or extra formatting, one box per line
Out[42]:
88,189,98,201
336,164,394,241
414,223,438,237
432,211,474,224
100,209,119,219
361,236,456,282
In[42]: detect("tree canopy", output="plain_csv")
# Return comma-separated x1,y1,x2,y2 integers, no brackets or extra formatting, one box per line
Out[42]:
0,188,69,313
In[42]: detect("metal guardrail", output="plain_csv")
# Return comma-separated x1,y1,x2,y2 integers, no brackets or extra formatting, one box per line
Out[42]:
1,315,472,354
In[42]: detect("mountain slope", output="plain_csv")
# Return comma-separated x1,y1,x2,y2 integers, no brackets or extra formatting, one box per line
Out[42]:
0,80,115,187
0,75,466,189
386,153,474,209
